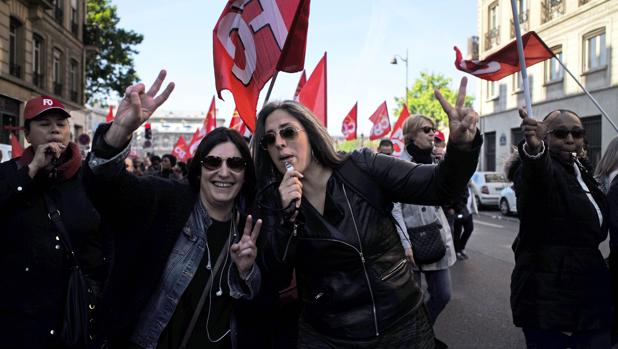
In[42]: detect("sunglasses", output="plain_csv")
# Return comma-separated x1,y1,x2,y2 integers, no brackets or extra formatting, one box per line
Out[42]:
421,126,436,134
201,156,246,172
547,128,586,139
260,126,304,149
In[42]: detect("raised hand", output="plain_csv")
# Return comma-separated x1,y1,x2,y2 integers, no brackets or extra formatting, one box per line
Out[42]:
231,215,262,279
435,77,479,147
519,108,559,154
28,142,66,178
105,70,175,147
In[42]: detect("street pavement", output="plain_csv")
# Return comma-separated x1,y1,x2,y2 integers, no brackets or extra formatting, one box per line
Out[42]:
431,210,612,348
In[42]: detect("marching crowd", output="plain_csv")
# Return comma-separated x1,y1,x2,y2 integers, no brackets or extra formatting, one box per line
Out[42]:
1,69,618,349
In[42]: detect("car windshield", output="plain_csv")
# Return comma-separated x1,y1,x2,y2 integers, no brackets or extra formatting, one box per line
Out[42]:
485,173,507,183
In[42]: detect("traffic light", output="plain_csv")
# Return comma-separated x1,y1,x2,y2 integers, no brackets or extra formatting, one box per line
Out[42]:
144,122,152,140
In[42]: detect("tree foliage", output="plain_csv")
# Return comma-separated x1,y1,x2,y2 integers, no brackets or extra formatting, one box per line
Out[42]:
395,72,474,128
84,0,143,103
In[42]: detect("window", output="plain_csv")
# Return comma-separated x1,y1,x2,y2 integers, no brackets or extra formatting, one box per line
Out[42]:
486,2,500,50
33,34,44,87
71,0,79,35
487,81,497,99
584,29,607,71
546,46,564,82
9,17,22,78
489,2,498,31
513,72,523,92
53,0,64,25
53,48,63,96
69,59,78,102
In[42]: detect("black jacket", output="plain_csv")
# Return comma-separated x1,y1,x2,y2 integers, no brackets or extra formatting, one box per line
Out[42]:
260,134,481,340
0,157,104,348
510,141,611,331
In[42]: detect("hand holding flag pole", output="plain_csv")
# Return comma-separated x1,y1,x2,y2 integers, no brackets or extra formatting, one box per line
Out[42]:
510,0,534,120
435,77,479,148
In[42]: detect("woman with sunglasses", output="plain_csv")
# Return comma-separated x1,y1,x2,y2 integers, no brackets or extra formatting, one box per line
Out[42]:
252,78,481,348
509,108,611,348
83,70,262,349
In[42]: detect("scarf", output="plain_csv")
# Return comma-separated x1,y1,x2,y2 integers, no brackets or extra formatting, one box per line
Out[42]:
18,142,82,182
405,141,433,164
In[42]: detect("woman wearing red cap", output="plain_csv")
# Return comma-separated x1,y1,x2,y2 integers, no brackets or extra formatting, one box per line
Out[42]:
0,96,107,348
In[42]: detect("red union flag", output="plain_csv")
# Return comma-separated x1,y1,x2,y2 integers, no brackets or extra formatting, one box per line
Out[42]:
454,31,554,81
213,0,311,132
293,70,306,100
298,52,327,126
10,132,23,158
369,101,390,141
172,136,189,161
187,128,205,157
390,105,410,157
341,102,357,141
229,108,252,137
105,105,114,123
188,97,217,156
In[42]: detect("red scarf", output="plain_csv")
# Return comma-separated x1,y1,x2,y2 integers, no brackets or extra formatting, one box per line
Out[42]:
18,142,82,181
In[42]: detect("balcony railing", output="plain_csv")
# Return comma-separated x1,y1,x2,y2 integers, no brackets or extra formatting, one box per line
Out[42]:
54,82,63,96
542,0,565,24
54,7,64,25
70,90,78,103
485,26,500,50
9,64,22,79
71,22,79,36
510,10,530,38
33,73,44,87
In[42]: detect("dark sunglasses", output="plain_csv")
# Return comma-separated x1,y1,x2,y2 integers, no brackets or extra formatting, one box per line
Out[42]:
260,126,304,149
421,126,436,134
201,156,246,172
547,128,586,139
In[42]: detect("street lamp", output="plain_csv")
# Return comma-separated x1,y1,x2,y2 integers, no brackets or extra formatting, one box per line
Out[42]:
390,49,409,108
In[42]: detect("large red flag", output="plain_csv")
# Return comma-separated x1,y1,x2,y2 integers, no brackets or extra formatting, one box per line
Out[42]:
390,105,410,157
204,96,217,133
105,105,114,123
187,128,205,157
229,108,252,138
10,132,23,158
298,52,327,126
369,101,390,141
341,102,357,141
172,136,189,161
213,0,311,132
293,70,306,100
454,31,554,81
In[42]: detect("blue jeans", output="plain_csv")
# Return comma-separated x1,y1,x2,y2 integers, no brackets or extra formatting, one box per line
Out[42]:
523,328,611,349
414,269,452,324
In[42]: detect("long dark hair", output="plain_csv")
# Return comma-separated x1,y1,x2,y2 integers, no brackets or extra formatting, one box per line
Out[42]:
251,100,345,188
187,127,256,209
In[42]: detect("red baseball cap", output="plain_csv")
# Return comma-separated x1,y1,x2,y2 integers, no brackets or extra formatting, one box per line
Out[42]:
434,129,445,142
24,96,71,121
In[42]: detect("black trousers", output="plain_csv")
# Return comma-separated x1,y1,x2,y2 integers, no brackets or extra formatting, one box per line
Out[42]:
453,214,474,253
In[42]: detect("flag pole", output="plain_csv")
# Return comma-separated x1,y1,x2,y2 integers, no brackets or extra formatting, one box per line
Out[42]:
510,0,534,119
553,57,618,133
263,71,279,105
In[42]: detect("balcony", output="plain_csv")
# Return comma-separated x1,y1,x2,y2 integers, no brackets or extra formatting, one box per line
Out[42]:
510,10,529,38
71,22,79,36
485,26,500,50
33,73,44,87
54,7,63,25
27,0,53,9
54,82,63,96
9,64,22,79
70,90,78,103
542,0,565,24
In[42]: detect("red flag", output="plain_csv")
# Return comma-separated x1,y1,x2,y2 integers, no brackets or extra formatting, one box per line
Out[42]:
390,105,410,157
204,96,217,133
369,101,390,141
229,108,252,137
298,52,327,126
171,136,189,161
105,105,114,123
293,70,306,100
213,0,311,132
188,127,205,156
10,132,23,158
341,102,357,141
454,31,554,81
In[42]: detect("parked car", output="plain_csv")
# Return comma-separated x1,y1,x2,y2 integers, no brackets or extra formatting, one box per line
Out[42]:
499,185,517,216
470,171,510,208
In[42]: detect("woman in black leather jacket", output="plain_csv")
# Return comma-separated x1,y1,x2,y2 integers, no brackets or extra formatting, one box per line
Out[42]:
510,109,611,348
252,78,482,348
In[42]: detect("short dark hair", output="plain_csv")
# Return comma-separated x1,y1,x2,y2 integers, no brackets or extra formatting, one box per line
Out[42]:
150,155,161,163
162,154,177,167
378,139,393,148
187,127,256,209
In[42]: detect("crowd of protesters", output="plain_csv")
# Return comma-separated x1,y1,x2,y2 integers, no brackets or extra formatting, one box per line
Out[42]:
3,69,618,349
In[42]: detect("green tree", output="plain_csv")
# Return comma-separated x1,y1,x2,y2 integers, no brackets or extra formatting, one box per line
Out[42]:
395,72,474,128
84,0,143,103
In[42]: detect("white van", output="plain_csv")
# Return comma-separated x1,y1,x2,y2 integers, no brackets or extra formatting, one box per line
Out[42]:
0,143,12,163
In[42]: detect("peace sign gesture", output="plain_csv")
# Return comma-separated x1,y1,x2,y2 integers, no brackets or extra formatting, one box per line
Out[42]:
435,77,479,147
519,108,560,154
231,215,262,279
105,69,175,147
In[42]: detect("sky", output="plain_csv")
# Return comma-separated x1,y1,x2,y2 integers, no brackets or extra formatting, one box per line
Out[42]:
111,0,478,136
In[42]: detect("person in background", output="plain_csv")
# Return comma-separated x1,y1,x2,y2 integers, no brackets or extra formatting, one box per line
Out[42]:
125,157,135,173
145,155,161,176
0,95,107,348
509,108,611,348
158,153,177,179
377,138,394,156
173,161,189,182
447,181,476,260
433,129,447,161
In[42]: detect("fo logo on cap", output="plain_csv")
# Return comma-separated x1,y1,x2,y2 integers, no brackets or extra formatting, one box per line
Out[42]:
24,95,71,121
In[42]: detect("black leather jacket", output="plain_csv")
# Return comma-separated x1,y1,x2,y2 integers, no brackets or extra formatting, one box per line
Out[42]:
260,133,481,340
